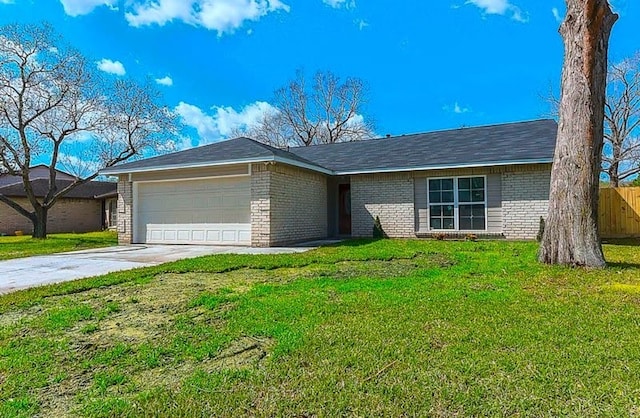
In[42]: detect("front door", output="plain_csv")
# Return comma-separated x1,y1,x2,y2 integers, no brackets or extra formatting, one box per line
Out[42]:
338,184,351,235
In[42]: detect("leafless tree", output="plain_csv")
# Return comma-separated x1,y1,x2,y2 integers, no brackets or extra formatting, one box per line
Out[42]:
0,23,176,238
603,55,640,187
241,70,375,147
545,55,640,187
539,0,617,267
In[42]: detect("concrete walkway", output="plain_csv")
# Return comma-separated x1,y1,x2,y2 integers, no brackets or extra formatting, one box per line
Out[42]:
0,244,314,294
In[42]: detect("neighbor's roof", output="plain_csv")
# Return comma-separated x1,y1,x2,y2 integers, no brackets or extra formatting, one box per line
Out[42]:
100,119,557,176
0,179,117,200
101,137,331,175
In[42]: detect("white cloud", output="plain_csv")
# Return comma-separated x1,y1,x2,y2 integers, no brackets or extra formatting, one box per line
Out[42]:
1,0,15,4
175,101,277,145
96,58,126,76
355,19,369,30
155,76,173,86
124,0,290,35
59,0,117,16
465,0,527,22
323,0,355,9
551,7,562,22
443,102,471,114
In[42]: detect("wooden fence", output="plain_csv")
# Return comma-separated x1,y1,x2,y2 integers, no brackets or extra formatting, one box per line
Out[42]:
599,187,640,238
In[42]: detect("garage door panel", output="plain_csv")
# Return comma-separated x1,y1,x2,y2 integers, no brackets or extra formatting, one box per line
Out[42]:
136,177,251,245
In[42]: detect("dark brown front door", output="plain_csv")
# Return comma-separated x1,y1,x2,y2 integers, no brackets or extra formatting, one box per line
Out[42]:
338,184,351,235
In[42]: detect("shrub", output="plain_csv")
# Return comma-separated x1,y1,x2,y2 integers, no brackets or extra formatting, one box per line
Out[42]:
372,216,385,239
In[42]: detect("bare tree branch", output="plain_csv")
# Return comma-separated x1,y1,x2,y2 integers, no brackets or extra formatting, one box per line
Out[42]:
0,23,178,238
239,69,375,148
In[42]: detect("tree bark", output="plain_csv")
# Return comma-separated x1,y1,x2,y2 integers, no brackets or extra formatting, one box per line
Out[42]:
31,206,48,239
539,0,617,267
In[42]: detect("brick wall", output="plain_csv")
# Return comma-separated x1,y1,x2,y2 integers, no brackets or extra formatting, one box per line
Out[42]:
268,163,327,246
350,172,415,238
502,167,551,239
0,197,102,235
117,176,133,244
250,164,271,247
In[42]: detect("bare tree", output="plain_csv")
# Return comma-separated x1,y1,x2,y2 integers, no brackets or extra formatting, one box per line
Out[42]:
545,55,640,187
603,55,640,186
241,70,375,147
539,0,617,267
0,23,176,238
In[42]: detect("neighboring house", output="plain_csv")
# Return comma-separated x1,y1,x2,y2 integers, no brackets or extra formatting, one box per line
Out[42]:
101,119,557,247
0,167,117,235
0,164,76,186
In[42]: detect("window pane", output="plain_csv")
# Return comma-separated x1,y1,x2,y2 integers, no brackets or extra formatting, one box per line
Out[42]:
430,217,442,229
442,178,454,190
472,217,486,230
459,205,471,216
443,205,454,217
429,191,441,204
458,178,471,190
459,217,472,230
431,205,442,216
443,218,455,229
459,190,471,202
472,190,485,202
472,205,485,217
441,191,454,203
429,179,441,191
471,177,485,189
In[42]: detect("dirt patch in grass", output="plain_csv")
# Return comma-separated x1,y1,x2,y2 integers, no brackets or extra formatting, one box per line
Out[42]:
1,249,456,416
134,336,274,390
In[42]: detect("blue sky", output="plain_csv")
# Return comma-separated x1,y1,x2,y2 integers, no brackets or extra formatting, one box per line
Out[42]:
1,0,638,148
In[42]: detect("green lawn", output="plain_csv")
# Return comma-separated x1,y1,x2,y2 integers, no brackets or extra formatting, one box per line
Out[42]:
2,239,640,417
0,231,117,260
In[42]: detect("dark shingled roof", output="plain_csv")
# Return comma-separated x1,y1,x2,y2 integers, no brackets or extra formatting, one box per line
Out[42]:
101,119,557,175
0,179,117,199
288,119,557,173
102,137,325,174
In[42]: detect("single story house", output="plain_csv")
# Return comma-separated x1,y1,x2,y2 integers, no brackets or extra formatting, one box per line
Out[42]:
101,119,556,247
102,120,557,247
0,166,117,235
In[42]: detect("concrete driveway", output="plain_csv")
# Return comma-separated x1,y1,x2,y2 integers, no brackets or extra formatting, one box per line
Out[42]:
0,244,313,294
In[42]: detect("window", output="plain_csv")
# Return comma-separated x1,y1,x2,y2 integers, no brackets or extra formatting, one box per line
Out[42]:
428,176,487,231
428,178,455,230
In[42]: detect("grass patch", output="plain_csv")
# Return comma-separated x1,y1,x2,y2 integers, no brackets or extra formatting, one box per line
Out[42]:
1,239,640,416
0,231,117,260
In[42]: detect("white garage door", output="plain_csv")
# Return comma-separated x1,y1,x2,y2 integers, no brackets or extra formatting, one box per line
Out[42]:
135,177,251,245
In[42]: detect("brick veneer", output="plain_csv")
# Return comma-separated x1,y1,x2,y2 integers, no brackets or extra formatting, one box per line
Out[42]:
117,176,133,244
501,168,551,239
250,162,327,246
350,172,415,238
0,197,102,235
250,164,271,247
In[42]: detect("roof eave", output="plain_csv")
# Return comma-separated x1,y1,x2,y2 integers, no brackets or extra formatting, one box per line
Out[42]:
99,157,274,176
99,156,334,176
334,159,553,175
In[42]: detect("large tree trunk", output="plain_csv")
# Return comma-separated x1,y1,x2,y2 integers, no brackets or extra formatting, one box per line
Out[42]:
32,207,48,239
539,0,617,267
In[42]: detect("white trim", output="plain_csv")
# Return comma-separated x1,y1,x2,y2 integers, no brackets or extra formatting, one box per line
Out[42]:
132,182,139,243
100,155,333,176
133,173,250,184
101,157,270,175
102,155,551,177
334,159,552,176
427,175,488,232
272,156,334,175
